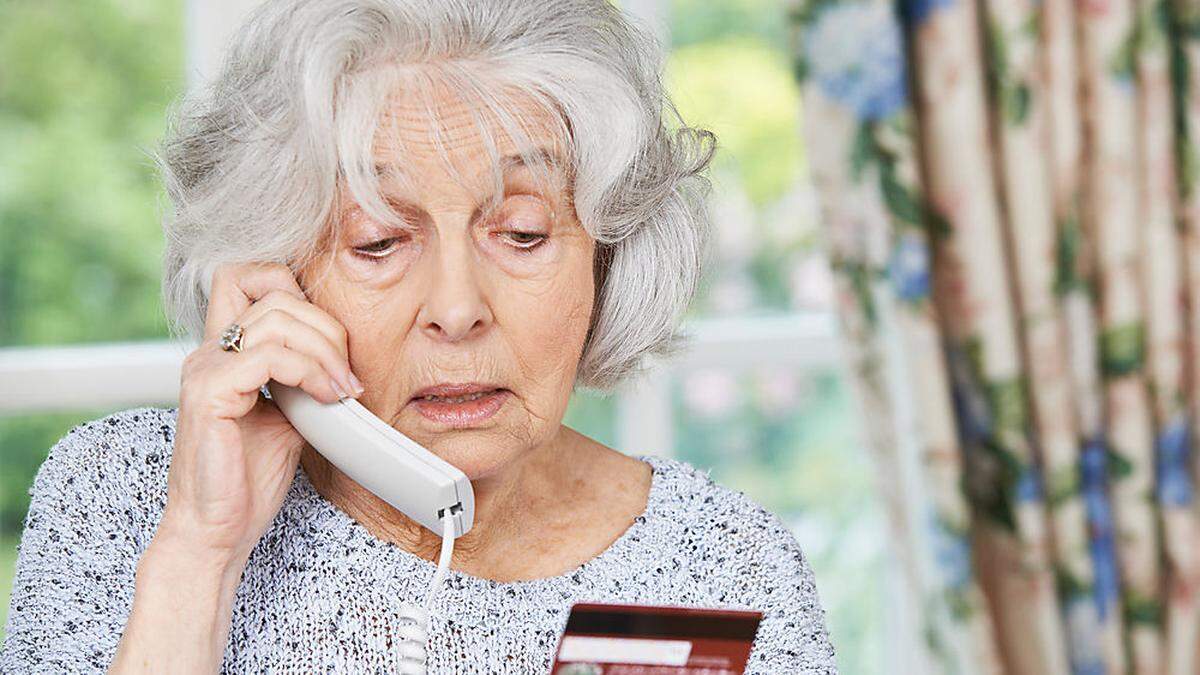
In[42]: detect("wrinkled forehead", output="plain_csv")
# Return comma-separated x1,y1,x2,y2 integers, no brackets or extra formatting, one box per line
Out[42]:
325,63,577,251
370,71,572,196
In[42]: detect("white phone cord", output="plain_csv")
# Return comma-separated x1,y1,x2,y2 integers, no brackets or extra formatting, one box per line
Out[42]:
394,511,457,674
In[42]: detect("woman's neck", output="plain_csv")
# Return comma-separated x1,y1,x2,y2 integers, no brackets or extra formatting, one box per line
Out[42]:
299,424,582,577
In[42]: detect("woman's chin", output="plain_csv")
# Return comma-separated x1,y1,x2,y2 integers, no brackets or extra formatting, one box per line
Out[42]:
432,443,519,481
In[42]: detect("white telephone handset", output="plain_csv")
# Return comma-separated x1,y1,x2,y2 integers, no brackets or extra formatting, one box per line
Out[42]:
266,380,475,537
265,380,472,674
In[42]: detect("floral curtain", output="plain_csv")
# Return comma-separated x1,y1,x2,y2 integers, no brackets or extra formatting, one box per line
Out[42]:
789,0,1200,673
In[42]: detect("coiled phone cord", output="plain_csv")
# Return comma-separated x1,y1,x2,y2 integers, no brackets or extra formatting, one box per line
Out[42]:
394,510,457,674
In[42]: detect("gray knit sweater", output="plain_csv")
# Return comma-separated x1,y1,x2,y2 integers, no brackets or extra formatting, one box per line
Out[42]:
1,406,837,673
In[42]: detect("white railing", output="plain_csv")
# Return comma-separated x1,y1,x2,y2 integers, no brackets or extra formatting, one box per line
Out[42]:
0,340,191,414
0,312,842,466
0,312,841,425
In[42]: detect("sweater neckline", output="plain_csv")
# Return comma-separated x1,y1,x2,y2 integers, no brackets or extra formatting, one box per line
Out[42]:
286,452,673,609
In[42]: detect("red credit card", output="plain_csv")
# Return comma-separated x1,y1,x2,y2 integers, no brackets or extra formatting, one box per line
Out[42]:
550,602,763,674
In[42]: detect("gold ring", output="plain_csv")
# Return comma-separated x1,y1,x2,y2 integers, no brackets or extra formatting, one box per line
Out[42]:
218,323,245,353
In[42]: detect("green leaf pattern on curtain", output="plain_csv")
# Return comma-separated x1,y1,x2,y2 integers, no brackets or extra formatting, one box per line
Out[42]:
790,0,1003,672
791,0,1200,673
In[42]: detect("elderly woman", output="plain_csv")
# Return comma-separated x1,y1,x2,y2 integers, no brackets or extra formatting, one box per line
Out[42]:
1,0,836,673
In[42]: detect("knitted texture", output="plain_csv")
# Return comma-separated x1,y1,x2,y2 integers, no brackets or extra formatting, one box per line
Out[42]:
2,406,837,673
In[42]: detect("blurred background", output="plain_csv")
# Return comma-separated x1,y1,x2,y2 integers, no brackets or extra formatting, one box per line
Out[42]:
0,1,886,672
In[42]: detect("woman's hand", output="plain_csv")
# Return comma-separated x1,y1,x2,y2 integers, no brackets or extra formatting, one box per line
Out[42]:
160,261,363,562
110,262,363,673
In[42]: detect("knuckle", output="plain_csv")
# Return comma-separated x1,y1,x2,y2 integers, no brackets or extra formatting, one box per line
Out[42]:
266,264,303,292
260,288,292,307
181,348,199,370
257,343,290,369
211,262,243,290
181,347,209,376
307,360,329,381
180,361,197,385
249,341,282,360
258,306,291,329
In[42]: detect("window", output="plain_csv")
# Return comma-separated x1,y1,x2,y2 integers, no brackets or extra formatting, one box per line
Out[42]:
0,2,884,671
0,0,185,637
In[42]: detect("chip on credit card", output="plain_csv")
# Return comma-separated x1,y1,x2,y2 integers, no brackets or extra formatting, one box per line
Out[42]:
550,602,763,674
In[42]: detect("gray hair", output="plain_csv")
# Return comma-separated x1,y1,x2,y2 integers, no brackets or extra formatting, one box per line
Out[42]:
157,0,716,393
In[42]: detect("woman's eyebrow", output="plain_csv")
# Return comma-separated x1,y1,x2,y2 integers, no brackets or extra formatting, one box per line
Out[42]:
497,147,568,175
363,148,569,225
370,147,567,180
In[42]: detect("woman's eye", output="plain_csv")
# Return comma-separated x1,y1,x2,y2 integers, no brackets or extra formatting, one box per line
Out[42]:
352,237,404,259
501,231,548,251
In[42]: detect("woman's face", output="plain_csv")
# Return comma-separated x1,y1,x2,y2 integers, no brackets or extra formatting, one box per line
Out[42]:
301,87,595,481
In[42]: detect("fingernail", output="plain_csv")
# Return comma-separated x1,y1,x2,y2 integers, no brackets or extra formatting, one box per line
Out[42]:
348,371,365,394
330,377,349,400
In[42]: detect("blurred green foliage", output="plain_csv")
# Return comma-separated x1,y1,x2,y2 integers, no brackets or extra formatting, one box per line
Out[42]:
0,0,185,640
667,39,804,207
0,0,182,532
669,0,792,50
0,0,182,347
0,0,184,521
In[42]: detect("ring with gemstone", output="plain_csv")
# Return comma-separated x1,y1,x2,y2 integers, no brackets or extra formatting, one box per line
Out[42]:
219,323,245,353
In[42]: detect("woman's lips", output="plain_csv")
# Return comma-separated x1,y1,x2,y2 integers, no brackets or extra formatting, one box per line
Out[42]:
411,388,511,427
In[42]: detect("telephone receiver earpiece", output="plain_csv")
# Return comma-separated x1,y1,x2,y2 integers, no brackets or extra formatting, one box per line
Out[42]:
266,380,475,538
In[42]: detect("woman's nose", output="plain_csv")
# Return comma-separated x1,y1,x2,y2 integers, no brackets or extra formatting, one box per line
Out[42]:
415,234,493,343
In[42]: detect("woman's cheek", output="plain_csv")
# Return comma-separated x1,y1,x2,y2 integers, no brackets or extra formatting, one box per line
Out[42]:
517,257,595,346
480,233,563,279
337,243,421,289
